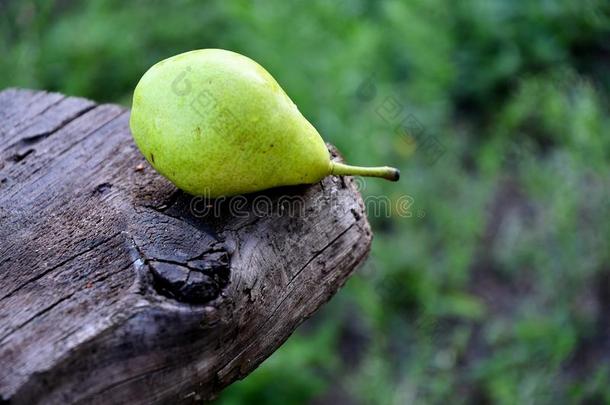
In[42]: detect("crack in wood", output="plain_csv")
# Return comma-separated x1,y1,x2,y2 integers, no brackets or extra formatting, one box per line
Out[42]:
0,91,65,135
0,289,77,344
0,231,123,302
1,107,127,202
2,102,96,152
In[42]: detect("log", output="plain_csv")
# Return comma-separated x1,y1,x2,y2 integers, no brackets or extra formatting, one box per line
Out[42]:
0,89,372,404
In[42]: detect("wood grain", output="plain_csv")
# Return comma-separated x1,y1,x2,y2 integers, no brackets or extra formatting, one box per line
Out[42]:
0,89,372,404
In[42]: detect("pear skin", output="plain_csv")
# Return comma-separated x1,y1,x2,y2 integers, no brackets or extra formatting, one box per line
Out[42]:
130,49,398,197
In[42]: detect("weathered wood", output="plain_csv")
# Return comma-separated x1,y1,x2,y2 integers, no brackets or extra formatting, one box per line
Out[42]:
0,89,372,404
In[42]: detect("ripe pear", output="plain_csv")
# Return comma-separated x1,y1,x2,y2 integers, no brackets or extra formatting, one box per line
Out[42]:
130,49,399,197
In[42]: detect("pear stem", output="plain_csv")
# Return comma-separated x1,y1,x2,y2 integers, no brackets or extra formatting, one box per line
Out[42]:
330,162,400,182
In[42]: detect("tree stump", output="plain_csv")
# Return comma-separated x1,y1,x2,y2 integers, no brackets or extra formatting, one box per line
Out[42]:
0,89,372,404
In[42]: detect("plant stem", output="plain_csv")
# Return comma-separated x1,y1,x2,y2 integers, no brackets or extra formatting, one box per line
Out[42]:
330,162,400,181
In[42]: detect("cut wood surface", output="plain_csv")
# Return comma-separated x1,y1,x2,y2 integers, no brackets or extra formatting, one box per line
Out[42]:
0,89,372,404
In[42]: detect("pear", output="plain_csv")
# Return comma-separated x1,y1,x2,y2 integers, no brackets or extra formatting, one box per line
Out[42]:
130,49,399,197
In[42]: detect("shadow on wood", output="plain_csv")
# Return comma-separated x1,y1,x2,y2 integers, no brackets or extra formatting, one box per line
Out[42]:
0,89,372,404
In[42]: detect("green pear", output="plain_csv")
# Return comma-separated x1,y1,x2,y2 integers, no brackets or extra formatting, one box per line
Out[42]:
130,49,399,197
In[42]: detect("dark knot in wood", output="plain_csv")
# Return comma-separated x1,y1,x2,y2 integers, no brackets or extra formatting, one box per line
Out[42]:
127,202,232,306
148,251,230,304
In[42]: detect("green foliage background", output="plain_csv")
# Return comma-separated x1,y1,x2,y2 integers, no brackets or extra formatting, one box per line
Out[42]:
2,1,610,403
